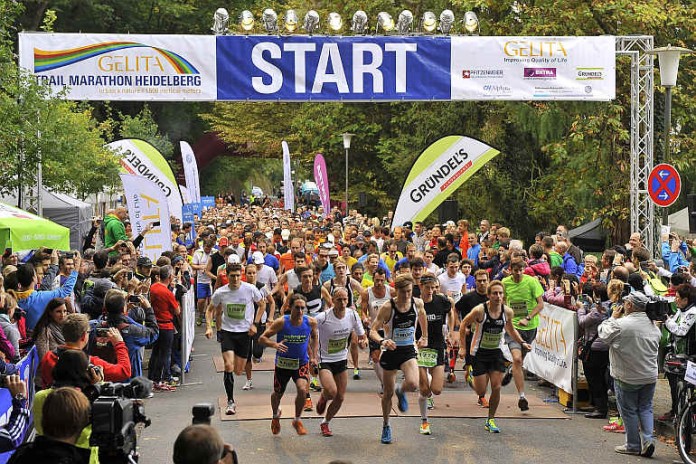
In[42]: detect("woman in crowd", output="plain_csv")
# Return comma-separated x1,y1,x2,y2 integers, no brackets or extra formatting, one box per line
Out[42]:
33,298,68,363
0,293,21,359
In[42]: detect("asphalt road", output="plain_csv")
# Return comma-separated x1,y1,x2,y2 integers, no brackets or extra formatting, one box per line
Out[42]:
137,327,682,464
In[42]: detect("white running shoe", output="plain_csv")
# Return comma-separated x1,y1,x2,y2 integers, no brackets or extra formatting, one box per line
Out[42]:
242,379,253,390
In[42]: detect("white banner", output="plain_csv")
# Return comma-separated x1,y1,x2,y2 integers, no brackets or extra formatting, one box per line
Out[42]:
451,36,615,100
120,174,172,261
179,185,191,204
109,139,183,220
180,141,201,203
282,141,295,212
18,33,217,101
523,303,577,393
181,286,196,377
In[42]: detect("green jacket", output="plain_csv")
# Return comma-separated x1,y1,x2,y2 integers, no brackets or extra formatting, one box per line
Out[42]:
103,214,127,250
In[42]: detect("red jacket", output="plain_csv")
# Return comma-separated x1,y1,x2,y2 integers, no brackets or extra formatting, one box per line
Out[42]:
39,341,131,388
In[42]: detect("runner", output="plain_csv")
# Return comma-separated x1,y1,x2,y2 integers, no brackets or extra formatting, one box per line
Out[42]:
205,263,265,415
314,288,368,437
437,254,467,304
242,263,276,391
363,268,394,393
459,280,531,433
259,294,319,436
369,274,427,444
323,260,366,380
416,273,456,435
192,237,216,325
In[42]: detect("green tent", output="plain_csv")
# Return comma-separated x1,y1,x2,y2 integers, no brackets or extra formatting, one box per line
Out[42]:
0,202,70,251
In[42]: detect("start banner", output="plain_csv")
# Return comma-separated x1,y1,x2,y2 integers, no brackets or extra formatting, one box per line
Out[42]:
19,33,615,102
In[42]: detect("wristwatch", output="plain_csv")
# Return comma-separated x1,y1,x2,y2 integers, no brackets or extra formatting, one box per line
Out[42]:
14,393,26,403
525,315,532,321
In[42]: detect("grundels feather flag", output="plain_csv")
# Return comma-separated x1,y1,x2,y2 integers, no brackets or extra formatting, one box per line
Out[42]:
392,136,501,228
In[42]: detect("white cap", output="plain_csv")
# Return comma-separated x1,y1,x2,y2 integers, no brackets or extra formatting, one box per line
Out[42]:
281,229,291,240
252,251,265,264
227,254,241,264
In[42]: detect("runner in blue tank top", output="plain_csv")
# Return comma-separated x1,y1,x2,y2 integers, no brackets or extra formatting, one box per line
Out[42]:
260,293,318,436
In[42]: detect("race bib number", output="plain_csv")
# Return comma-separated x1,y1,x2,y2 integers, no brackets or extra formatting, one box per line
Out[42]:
276,357,300,370
480,331,503,350
393,327,415,347
510,301,528,317
328,337,348,354
417,348,438,368
226,303,246,320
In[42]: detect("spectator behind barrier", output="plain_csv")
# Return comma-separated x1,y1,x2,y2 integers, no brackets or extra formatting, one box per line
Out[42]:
0,375,30,453
173,425,237,464
10,387,92,464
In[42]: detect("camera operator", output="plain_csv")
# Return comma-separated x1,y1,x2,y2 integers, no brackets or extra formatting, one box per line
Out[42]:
0,375,30,453
40,313,131,388
173,425,237,464
598,291,661,457
93,289,158,379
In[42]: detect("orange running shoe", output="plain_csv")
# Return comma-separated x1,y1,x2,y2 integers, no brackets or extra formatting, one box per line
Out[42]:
478,396,489,408
292,419,307,435
271,408,282,435
304,397,313,412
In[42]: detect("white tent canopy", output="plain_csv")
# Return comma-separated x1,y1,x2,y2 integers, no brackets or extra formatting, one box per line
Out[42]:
1,188,93,250
669,207,691,237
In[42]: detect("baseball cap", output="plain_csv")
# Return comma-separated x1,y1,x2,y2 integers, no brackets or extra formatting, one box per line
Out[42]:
137,257,153,268
281,229,291,240
403,221,413,229
218,237,229,247
228,254,241,264
171,255,184,265
444,220,456,227
328,248,339,257
252,251,265,264
622,291,649,310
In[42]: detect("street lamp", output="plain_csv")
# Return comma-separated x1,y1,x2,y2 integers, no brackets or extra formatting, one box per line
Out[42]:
342,133,354,216
647,44,693,225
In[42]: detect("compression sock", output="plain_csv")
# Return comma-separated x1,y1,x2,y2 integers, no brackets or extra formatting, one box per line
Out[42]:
418,394,428,420
519,392,526,399
224,372,235,402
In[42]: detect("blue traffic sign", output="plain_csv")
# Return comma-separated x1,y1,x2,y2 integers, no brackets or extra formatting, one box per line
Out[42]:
648,163,681,207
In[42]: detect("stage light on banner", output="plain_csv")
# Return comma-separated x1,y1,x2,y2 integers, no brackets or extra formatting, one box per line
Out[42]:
313,154,331,215
391,135,501,228
180,141,201,203
120,174,172,261
108,138,183,220
282,141,295,212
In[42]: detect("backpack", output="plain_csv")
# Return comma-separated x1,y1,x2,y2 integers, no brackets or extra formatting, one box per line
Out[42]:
643,270,667,296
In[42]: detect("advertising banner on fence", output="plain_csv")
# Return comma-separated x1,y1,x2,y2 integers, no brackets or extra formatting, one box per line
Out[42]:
18,33,217,101
120,174,172,260
451,36,615,100
392,136,500,228
108,138,183,220
523,303,576,393
19,33,615,102
282,141,295,212
180,141,201,203
313,154,331,214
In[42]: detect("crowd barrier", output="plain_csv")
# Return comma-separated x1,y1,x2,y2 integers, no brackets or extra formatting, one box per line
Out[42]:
180,288,196,384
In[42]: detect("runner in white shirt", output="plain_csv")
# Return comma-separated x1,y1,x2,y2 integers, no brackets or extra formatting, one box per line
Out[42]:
362,268,394,392
205,263,265,415
192,238,216,325
252,251,278,291
438,254,467,304
314,287,368,437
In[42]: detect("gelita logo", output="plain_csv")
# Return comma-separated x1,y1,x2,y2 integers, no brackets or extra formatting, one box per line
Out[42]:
33,41,199,74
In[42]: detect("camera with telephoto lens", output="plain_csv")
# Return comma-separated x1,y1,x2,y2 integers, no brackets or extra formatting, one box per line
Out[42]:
88,379,152,464
645,295,670,322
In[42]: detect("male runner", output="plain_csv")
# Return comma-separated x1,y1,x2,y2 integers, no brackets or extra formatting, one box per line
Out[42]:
363,268,394,393
417,273,456,435
259,294,318,436
370,274,427,444
324,260,366,380
193,238,216,325
205,263,265,415
455,269,490,395
242,264,276,390
501,258,544,411
459,280,531,432
315,288,368,436
437,253,467,304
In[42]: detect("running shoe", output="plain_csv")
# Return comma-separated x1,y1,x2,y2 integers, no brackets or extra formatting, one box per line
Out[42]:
225,401,236,415
427,396,435,410
518,396,529,411
395,387,409,412
271,408,282,435
242,379,253,390
465,365,474,388
316,395,327,415
614,444,639,455
353,368,361,380
310,377,322,392
292,419,307,436
196,315,203,326
380,424,392,444
447,372,456,383
501,365,513,386
304,396,313,412
320,422,333,437
419,421,432,435
478,396,489,408
484,418,500,433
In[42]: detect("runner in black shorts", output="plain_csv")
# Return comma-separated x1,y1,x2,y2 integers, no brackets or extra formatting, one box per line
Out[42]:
242,264,275,391
459,280,530,434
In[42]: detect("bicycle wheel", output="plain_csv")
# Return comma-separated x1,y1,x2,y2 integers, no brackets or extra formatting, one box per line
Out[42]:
676,401,696,464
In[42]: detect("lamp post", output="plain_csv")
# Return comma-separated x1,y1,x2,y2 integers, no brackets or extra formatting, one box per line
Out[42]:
342,133,354,216
647,44,693,225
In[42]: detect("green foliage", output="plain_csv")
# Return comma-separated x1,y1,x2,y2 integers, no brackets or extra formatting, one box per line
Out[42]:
117,105,175,162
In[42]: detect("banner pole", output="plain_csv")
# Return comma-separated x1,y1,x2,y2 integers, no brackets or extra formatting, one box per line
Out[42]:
565,313,582,415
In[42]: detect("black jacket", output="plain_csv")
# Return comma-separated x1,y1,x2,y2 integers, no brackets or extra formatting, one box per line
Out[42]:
8,435,90,464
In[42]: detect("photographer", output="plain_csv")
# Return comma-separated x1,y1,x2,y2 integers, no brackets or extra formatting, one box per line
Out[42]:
174,425,237,464
662,232,691,273
598,291,661,457
0,375,30,453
